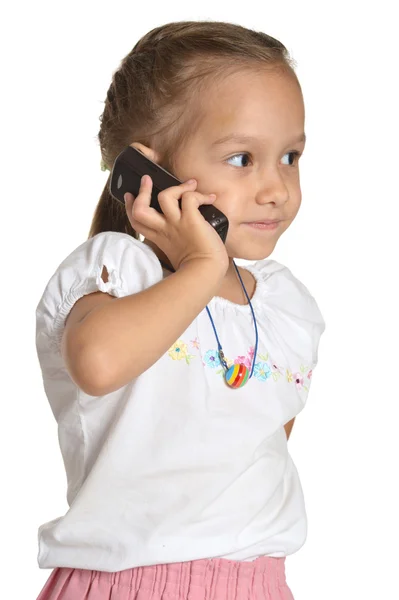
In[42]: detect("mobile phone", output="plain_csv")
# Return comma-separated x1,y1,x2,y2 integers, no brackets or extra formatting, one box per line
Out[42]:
109,146,229,243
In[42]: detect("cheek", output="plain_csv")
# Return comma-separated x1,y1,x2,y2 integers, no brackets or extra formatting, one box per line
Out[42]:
290,193,302,215
281,197,301,232
212,189,243,219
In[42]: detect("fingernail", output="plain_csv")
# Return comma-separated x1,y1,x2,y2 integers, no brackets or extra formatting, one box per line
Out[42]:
209,194,216,199
186,178,196,184
141,175,148,184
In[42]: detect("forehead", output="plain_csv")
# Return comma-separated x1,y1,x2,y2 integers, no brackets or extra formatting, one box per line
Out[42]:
196,69,304,144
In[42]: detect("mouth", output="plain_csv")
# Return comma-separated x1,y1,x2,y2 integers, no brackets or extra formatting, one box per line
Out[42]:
246,219,281,225
243,220,281,231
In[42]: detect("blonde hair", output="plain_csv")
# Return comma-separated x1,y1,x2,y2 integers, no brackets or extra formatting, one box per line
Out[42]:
89,20,298,239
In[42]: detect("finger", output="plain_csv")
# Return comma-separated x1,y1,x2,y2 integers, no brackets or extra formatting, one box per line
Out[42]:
180,191,217,215
124,192,135,214
124,191,161,240
128,213,160,241
157,179,198,221
130,175,166,231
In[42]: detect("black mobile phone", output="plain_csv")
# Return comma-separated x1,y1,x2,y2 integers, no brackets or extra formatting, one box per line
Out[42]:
109,146,229,243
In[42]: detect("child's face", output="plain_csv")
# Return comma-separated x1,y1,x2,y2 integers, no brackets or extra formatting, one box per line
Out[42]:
173,68,306,261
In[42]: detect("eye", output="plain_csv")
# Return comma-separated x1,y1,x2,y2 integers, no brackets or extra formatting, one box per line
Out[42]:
281,150,302,166
225,150,302,169
225,153,252,168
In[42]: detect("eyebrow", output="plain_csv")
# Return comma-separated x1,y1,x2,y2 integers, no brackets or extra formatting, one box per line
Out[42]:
211,132,306,147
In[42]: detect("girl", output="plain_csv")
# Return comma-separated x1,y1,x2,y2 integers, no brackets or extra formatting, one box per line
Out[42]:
35,20,325,600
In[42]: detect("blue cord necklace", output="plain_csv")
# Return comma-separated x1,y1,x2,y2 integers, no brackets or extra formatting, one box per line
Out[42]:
159,259,259,388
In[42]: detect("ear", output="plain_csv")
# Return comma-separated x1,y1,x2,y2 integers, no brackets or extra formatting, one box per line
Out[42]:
129,142,162,165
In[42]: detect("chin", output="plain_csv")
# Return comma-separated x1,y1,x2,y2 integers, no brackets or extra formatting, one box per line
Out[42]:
226,227,282,261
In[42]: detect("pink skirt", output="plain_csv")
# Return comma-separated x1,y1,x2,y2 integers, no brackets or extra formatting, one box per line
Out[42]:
36,556,294,600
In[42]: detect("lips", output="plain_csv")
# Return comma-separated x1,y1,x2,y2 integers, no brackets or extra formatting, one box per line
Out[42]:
247,220,280,225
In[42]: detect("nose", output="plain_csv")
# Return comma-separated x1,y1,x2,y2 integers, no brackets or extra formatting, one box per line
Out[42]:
255,171,290,206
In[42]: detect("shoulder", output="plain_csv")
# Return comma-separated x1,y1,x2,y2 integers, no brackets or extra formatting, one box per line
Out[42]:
251,257,315,297
41,231,162,293
35,232,163,354
250,258,288,283
250,258,325,327
36,231,161,310
60,231,159,268
250,258,326,368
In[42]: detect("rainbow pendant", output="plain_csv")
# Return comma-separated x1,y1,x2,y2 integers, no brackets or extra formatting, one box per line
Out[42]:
225,363,250,388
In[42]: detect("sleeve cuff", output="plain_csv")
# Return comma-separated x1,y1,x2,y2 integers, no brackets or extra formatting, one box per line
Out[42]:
50,262,127,355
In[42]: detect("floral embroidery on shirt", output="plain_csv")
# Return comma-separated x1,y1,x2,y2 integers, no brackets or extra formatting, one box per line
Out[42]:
168,340,196,365
203,349,222,368
167,340,313,392
253,359,272,381
293,365,313,392
190,337,200,350
284,365,313,392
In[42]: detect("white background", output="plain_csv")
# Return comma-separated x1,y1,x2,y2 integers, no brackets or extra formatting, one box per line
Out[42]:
2,1,398,598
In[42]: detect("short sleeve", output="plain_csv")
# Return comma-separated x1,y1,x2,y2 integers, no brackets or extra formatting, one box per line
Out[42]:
285,268,326,368
255,259,326,370
35,232,163,356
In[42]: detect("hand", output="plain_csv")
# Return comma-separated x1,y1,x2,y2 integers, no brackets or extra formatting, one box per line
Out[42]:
124,175,229,274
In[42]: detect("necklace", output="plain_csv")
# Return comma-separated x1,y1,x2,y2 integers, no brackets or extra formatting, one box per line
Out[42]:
159,259,258,389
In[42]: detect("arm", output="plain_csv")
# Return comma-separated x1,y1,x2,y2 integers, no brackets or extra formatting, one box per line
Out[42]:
62,258,226,396
284,417,295,441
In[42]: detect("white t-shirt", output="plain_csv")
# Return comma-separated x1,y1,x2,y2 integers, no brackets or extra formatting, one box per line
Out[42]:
35,231,326,572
